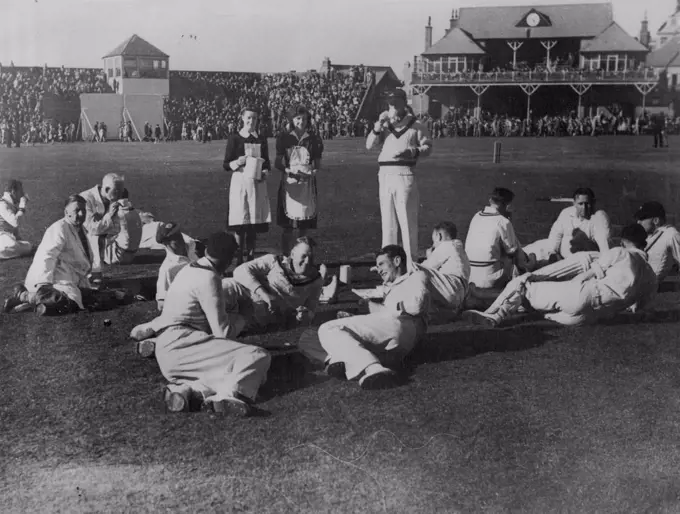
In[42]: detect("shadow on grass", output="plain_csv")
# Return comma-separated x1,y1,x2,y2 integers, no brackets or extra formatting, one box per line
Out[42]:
601,308,680,326
406,323,559,371
258,353,332,401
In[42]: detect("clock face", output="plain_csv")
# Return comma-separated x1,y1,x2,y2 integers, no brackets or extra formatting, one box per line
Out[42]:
527,13,540,27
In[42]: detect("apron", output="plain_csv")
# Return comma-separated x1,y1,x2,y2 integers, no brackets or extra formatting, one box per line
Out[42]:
283,145,317,221
228,142,271,227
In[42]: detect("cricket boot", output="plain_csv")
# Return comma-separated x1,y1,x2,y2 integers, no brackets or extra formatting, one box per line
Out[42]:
462,289,525,328
359,363,399,390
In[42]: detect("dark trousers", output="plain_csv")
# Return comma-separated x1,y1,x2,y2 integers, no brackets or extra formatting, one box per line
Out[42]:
34,284,130,316
654,131,666,148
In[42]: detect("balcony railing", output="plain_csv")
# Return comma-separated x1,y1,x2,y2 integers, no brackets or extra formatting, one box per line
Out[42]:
411,68,659,85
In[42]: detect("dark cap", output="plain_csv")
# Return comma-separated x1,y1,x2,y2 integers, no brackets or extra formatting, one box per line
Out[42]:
156,222,182,245
634,201,666,221
385,89,407,101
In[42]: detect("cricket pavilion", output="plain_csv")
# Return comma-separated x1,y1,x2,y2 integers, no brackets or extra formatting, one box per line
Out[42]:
403,3,659,120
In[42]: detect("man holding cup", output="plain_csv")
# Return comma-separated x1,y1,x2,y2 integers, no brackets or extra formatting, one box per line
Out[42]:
366,89,432,266
80,173,142,271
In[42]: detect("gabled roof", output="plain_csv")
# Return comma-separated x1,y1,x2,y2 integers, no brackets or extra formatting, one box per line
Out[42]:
647,36,680,68
455,3,613,40
580,22,649,53
373,69,402,88
424,27,486,56
103,34,168,59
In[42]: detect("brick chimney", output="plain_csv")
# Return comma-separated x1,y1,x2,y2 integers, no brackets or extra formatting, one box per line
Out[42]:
425,17,433,51
450,9,460,30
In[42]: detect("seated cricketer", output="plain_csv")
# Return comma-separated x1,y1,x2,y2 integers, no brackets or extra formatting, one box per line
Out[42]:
153,232,271,417
0,179,33,260
524,187,611,264
138,211,201,261
519,200,679,286
80,173,143,271
131,236,324,344
229,236,324,331
414,221,470,314
298,245,430,390
155,221,193,312
464,187,535,302
462,224,657,328
3,194,127,315
634,201,680,283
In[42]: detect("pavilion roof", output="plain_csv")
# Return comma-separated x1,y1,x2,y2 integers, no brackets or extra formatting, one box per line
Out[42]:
103,34,169,59
424,28,486,56
580,22,649,53
453,2,613,40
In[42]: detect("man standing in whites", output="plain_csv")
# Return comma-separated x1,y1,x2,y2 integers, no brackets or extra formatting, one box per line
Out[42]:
366,89,432,266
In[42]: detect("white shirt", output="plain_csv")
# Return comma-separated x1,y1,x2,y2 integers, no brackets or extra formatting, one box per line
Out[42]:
465,206,520,269
156,252,192,304
233,254,323,316
154,258,238,337
587,246,657,316
382,270,430,320
0,192,20,235
422,239,470,282
548,206,611,257
644,225,680,282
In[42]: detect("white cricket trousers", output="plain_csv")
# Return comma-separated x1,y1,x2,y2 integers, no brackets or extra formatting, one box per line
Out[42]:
315,313,424,380
378,168,418,265
531,251,599,281
489,275,592,326
155,326,271,401
0,232,32,260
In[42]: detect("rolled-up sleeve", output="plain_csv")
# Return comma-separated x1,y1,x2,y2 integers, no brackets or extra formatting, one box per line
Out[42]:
233,254,277,293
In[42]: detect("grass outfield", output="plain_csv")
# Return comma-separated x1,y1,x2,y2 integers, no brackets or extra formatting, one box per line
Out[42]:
1,137,680,513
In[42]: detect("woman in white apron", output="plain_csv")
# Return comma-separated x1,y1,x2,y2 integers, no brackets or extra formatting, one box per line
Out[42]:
275,105,324,254
223,107,271,264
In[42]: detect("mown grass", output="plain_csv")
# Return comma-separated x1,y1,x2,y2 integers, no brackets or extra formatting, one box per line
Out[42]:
1,136,680,513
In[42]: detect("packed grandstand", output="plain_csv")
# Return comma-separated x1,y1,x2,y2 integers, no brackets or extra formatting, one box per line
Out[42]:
2,61,679,146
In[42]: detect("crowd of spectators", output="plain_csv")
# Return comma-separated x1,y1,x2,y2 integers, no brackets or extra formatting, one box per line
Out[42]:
0,64,111,144
420,108,680,138
163,67,371,140
1,60,674,145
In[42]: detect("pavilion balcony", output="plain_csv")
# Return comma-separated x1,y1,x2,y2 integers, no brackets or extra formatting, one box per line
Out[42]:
410,67,659,86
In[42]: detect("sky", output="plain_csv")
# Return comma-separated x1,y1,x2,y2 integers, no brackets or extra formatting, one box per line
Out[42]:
0,0,674,78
